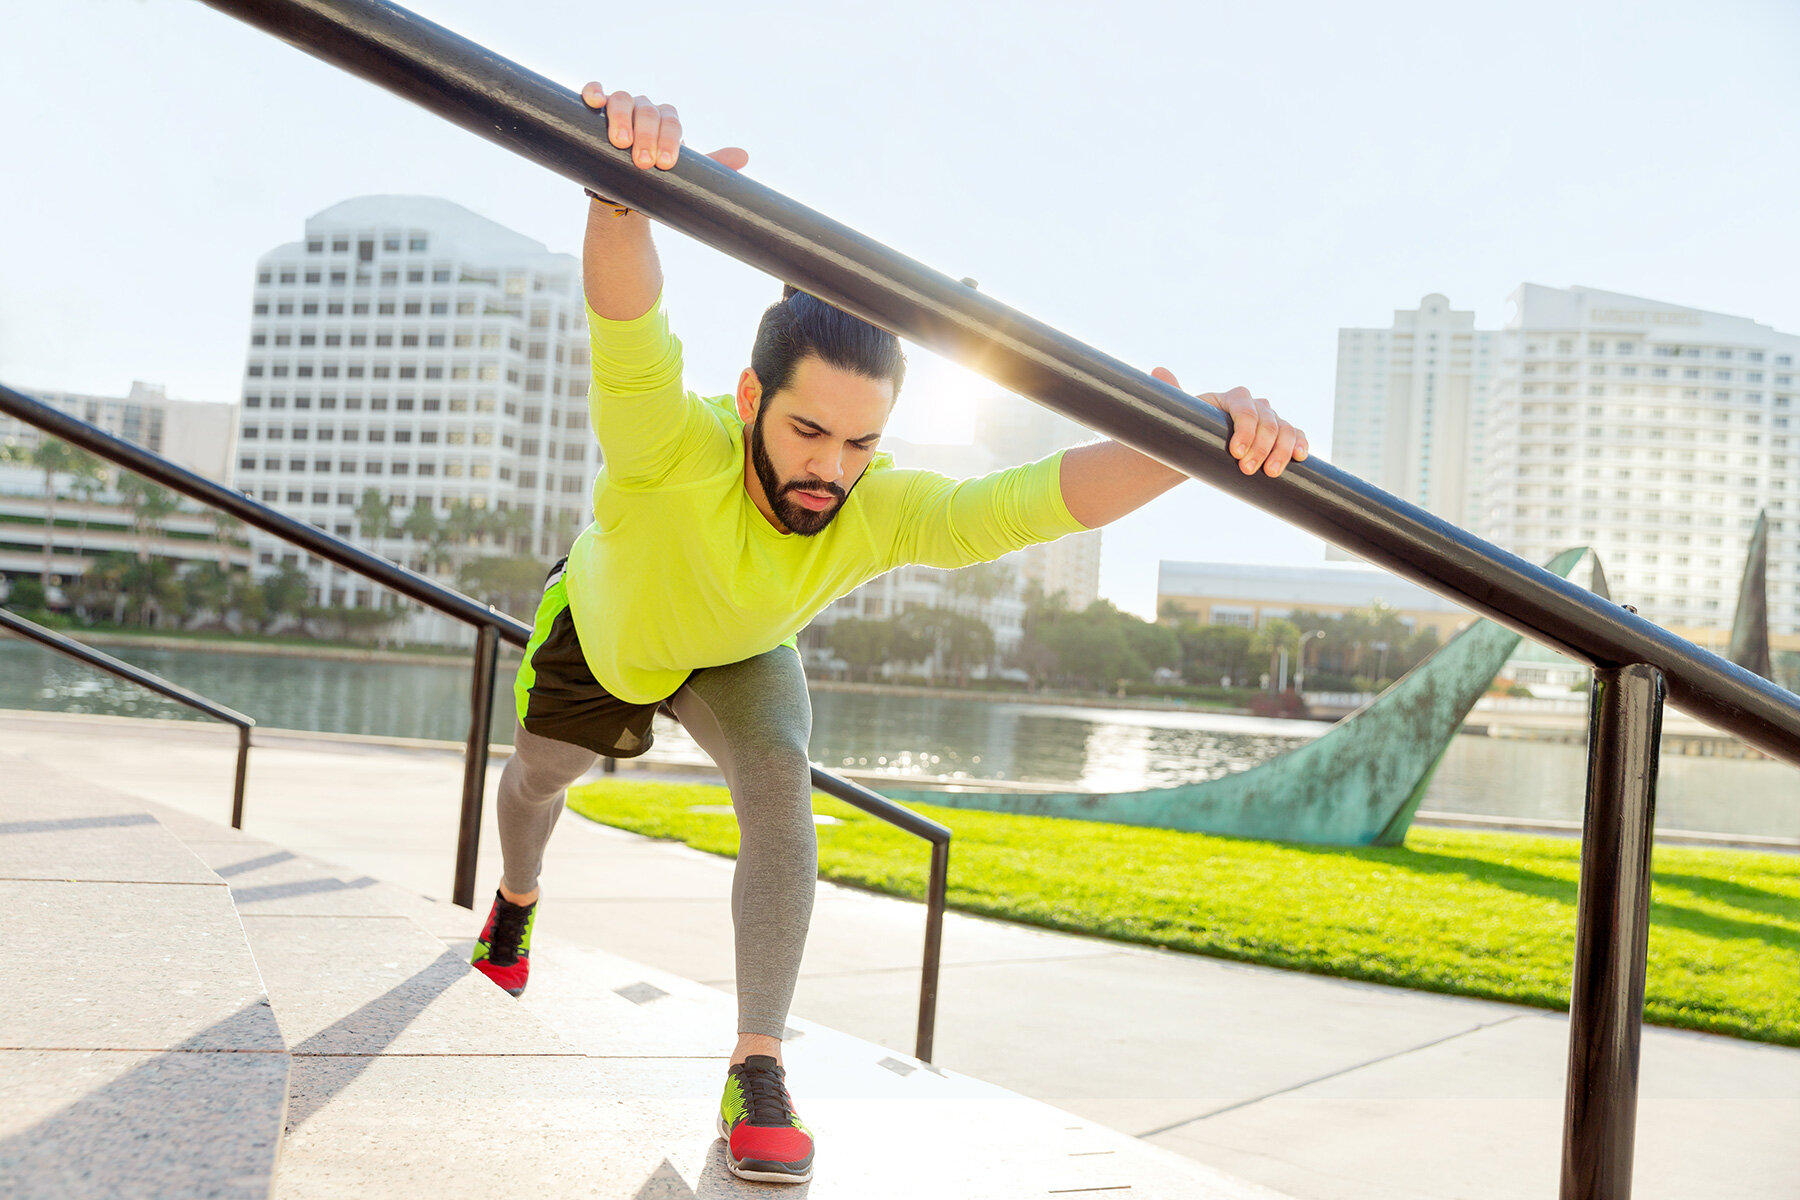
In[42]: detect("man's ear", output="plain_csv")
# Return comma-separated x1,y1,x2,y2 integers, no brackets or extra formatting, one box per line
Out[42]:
736,368,762,424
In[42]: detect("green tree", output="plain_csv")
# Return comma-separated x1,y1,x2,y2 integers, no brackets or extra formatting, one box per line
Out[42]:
457,555,548,618
206,508,244,571
899,607,996,686
826,616,892,683
355,488,394,549
67,448,111,573
494,505,534,556
402,503,453,574
2,435,77,586
1251,617,1302,691
115,473,180,564
180,561,236,629
4,575,47,613
945,559,1013,611
264,564,312,633
1177,623,1256,686
1039,617,1137,690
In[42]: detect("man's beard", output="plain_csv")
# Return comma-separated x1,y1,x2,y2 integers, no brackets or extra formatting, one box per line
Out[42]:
751,407,853,536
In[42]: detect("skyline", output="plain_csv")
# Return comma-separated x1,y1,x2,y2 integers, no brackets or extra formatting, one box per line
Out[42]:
4,0,1799,616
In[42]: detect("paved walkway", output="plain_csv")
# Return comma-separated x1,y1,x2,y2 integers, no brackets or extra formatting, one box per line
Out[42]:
4,708,1796,1200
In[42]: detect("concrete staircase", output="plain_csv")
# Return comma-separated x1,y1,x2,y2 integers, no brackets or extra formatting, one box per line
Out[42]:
0,752,1282,1199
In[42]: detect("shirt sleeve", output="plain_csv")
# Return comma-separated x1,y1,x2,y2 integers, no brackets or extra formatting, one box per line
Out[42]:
586,295,716,488
884,450,1091,570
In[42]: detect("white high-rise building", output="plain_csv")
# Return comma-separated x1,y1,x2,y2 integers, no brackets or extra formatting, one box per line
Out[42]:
1479,284,1800,639
233,197,598,642
1332,294,1498,547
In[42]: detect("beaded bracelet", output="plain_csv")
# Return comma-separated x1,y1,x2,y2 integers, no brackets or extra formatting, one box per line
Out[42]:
584,188,631,217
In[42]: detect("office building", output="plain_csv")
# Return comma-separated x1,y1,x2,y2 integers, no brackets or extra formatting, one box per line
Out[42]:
232,197,598,642
1478,284,1800,641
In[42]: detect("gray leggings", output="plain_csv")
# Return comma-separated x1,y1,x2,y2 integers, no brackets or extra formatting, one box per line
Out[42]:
496,646,817,1040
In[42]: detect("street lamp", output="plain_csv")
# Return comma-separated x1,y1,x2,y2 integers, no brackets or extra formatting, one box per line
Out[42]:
1296,629,1326,694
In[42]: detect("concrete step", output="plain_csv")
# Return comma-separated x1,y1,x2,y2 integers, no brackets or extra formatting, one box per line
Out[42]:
0,753,288,1200
134,772,1284,1198
521,940,1281,1199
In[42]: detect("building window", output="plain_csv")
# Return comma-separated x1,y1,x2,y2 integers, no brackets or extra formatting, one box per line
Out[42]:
409,237,427,251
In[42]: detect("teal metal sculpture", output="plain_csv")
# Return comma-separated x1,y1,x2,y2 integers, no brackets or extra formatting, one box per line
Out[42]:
1727,510,1772,681
888,548,1588,847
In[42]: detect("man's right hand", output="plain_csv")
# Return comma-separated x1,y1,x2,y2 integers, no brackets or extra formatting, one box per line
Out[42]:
579,83,748,177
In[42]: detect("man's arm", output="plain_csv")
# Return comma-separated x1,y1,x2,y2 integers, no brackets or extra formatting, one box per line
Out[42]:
1058,369,1309,528
578,84,746,319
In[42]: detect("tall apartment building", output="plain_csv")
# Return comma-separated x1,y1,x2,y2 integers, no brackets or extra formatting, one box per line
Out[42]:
1479,284,1800,640
233,197,598,642
1331,295,1497,554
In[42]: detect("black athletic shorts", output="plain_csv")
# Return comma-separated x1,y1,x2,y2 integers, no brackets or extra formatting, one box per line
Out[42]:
512,558,690,757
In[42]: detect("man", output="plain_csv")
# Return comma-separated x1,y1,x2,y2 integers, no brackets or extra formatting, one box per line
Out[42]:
471,84,1308,1185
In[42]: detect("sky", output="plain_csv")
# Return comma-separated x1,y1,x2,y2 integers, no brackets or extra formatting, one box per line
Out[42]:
4,0,1799,616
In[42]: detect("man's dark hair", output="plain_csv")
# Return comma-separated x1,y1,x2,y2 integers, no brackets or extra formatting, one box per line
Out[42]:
749,285,906,401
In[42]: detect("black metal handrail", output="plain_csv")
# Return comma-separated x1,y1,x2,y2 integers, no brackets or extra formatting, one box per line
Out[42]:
0,606,254,826
0,385,955,1062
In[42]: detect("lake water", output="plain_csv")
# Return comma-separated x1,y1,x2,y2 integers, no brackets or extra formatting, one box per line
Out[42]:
2,639,1794,839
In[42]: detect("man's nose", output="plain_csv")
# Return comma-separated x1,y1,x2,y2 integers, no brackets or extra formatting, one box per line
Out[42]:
810,445,844,483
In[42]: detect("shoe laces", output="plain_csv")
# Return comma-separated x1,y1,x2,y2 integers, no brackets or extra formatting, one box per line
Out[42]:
735,1057,795,1126
488,896,532,964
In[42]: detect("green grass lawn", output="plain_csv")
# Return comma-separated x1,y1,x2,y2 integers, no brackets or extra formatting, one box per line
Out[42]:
566,778,1800,1046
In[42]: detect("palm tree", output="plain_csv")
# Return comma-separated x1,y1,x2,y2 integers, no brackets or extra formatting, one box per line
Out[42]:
2,436,78,587
207,508,245,571
355,488,393,550
401,503,452,575
493,505,533,556
444,499,486,560
115,474,180,565
68,449,111,571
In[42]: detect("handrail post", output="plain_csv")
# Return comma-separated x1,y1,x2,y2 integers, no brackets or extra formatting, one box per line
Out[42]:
454,621,500,909
1560,662,1664,1200
232,724,252,830
915,839,950,1063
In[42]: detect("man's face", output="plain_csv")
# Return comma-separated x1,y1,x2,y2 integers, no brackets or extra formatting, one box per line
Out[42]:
745,356,894,536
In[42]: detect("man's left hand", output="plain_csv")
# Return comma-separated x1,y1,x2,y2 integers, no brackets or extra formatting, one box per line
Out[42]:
1151,368,1308,478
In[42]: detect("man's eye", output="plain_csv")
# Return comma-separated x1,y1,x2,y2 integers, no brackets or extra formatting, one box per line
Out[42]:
793,427,820,439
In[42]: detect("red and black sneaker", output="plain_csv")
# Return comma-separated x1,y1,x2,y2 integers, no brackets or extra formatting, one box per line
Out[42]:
716,1054,814,1183
470,889,536,996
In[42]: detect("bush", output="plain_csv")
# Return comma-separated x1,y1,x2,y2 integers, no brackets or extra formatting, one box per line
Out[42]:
3,576,47,613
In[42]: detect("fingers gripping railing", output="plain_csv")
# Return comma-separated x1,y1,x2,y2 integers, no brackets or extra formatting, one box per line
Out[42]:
0,606,255,827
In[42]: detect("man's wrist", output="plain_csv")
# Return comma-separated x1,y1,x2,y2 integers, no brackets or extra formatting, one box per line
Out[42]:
584,188,632,217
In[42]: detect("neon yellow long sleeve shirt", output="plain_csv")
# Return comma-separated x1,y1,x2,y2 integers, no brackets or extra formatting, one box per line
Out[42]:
563,297,1089,704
